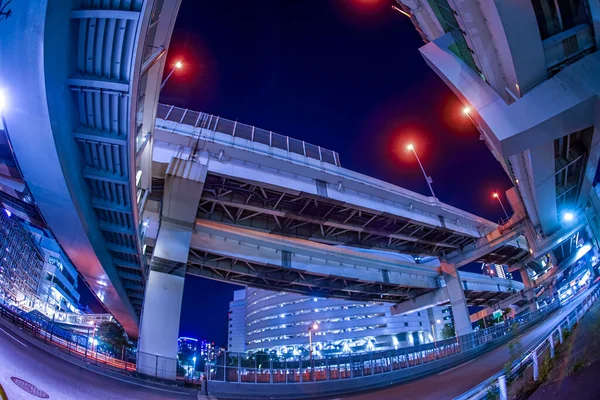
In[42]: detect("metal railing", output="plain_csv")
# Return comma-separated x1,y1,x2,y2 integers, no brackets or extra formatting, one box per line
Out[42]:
0,302,136,372
207,302,560,385
155,104,341,167
457,285,600,400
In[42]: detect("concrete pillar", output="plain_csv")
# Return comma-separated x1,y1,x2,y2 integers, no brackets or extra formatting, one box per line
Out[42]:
441,263,473,336
520,267,538,313
137,158,207,380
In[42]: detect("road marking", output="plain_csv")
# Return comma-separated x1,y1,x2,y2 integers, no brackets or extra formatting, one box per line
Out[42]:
437,359,475,375
0,326,27,347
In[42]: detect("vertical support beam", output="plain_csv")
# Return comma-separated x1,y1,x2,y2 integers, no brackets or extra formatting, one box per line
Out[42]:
558,325,563,344
532,350,539,381
441,263,473,336
549,333,555,358
137,158,207,380
520,267,538,313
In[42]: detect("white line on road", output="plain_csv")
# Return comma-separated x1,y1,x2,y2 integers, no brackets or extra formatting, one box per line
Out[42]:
0,326,28,347
437,359,475,375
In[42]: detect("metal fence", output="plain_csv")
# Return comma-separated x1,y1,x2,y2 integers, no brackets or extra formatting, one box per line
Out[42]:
0,302,136,371
156,104,341,167
207,302,560,385
457,285,600,400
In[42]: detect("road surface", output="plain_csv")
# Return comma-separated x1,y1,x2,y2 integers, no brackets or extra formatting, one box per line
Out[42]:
0,323,196,400
342,286,595,400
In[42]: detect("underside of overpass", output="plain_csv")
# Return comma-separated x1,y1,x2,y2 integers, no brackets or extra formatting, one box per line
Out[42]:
150,174,529,266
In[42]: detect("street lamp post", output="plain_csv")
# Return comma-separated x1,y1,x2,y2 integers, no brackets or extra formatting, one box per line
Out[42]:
492,192,510,220
160,60,183,91
407,144,436,198
308,322,318,381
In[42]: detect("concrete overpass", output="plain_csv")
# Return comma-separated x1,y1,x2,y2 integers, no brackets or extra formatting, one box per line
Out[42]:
0,0,181,338
133,105,532,379
152,103,531,265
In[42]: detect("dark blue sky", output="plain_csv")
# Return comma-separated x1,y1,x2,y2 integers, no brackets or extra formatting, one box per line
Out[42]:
85,0,512,345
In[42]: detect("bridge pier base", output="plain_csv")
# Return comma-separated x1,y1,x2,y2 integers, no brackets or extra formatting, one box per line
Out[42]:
137,158,207,380
441,263,473,336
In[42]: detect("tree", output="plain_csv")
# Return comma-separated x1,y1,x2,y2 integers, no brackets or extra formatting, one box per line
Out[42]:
441,324,456,340
96,321,131,356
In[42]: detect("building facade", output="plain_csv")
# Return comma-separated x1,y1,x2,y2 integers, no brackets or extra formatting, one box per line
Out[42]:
228,289,247,352
228,288,454,357
0,209,44,305
28,226,80,313
481,263,512,280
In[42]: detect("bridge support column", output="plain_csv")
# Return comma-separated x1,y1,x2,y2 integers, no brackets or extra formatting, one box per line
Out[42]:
519,267,538,313
137,158,207,380
441,263,473,336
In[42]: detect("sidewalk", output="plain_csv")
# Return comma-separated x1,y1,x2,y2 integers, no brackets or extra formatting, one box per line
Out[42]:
528,298,600,400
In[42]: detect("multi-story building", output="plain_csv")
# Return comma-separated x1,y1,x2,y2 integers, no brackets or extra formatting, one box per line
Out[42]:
395,0,600,244
228,289,247,352
481,263,512,280
178,337,199,354
0,209,44,306
177,337,198,373
230,288,454,357
200,340,216,361
28,226,80,313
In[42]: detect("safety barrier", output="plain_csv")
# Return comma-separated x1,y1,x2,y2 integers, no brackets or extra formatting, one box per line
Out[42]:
206,302,566,399
0,302,136,371
456,285,599,400
156,103,341,167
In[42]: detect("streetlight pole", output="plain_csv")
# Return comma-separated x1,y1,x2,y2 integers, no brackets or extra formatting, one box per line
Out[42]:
160,60,183,91
407,144,436,198
308,323,318,381
493,192,509,220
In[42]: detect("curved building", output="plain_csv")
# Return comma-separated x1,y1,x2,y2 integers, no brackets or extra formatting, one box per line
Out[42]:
229,288,453,356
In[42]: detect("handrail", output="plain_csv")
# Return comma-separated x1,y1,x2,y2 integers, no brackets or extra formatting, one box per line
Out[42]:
206,301,560,385
455,285,599,400
155,103,341,167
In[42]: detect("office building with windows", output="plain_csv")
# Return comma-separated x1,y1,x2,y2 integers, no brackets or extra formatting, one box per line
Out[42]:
228,288,454,357
28,226,80,313
396,0,600,242
0,209,44,305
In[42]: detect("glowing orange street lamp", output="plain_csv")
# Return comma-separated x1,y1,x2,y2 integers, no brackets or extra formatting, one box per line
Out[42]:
493,192,509,220
407,143,436,198
161,60,184,90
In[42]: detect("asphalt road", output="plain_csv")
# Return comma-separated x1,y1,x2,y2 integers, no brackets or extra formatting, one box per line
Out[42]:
0,324,196,400
0,287,593,400
342,286,595,400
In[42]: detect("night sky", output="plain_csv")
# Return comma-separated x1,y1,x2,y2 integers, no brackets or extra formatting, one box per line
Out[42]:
84,0,513,345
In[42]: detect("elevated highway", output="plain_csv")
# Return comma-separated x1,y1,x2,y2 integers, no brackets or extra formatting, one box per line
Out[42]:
142,217,524,305
152,104,530,265
0,0,181,338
